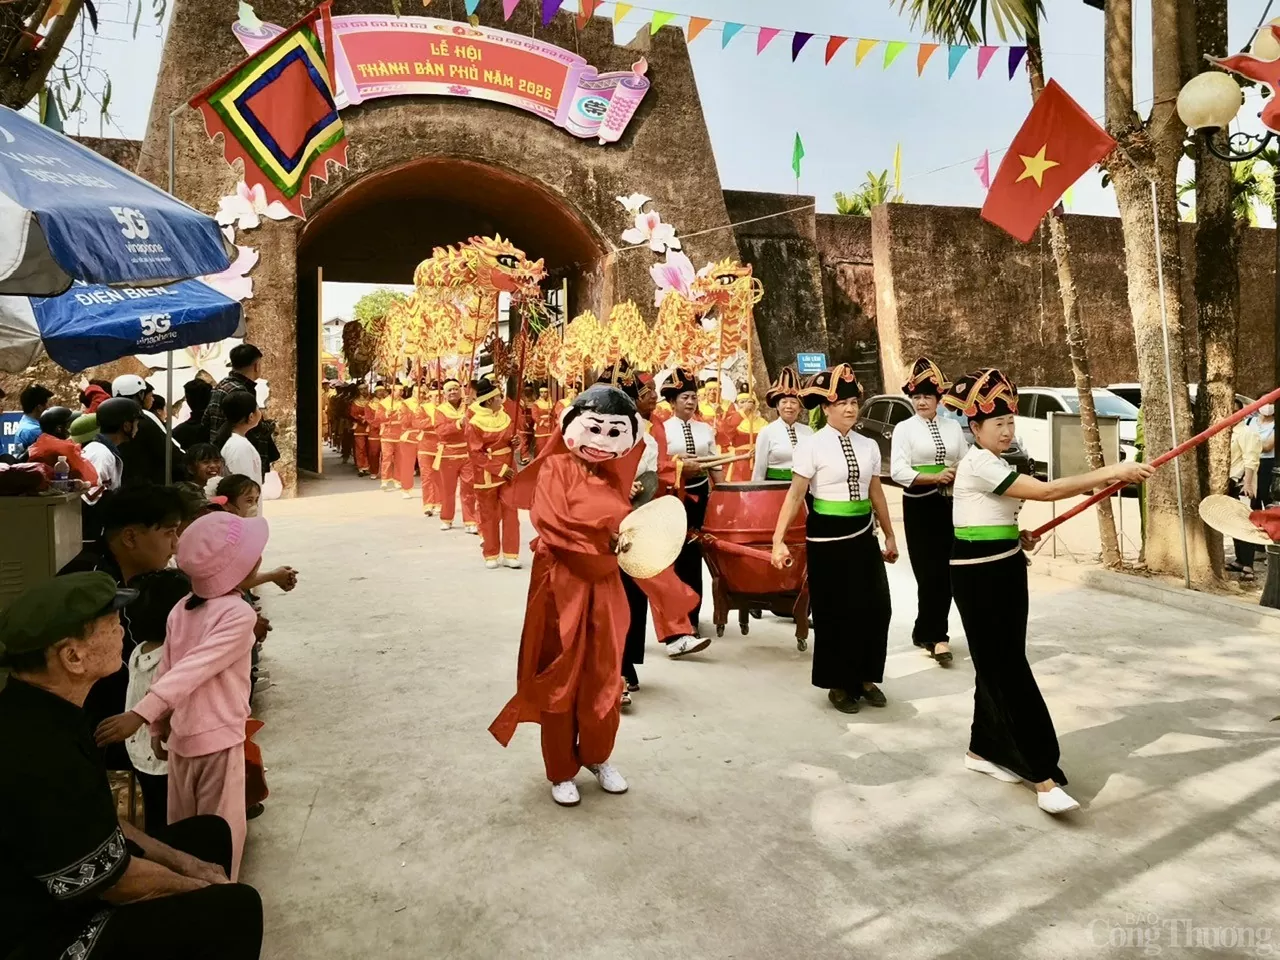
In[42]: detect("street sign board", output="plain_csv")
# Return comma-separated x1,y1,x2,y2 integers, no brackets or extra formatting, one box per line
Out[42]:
1,412,21,457
796,352,827,375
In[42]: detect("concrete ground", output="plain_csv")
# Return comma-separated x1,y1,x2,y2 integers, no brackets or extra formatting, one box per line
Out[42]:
244,456,1280,960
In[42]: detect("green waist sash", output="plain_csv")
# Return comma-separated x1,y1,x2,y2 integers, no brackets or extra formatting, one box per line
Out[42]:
765,467,793,481
954,524,1020,541
914,464,947,475
812,498,871,517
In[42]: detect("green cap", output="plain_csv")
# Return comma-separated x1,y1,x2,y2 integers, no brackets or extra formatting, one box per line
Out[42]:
69,414,98,446
0,572,137,663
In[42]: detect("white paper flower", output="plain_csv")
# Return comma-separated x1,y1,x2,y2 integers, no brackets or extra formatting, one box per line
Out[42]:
616,192,651,214
622,210,681,253
650,251,697,306
215,181,294,231
200,245,259,302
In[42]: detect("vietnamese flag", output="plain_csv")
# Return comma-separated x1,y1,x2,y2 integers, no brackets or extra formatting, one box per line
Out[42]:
980,80,1115,242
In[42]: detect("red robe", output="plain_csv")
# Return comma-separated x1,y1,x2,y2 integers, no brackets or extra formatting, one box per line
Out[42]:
489,434,642,748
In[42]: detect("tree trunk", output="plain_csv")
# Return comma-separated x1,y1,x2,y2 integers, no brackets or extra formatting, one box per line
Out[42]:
1187,0,1240,577
1104,0,1213,582
0,0,82,109
1026,29,1122,568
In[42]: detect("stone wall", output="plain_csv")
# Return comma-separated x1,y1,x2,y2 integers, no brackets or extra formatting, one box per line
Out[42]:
815,214,880,394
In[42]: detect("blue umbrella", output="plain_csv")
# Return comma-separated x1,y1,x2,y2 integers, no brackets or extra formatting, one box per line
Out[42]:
0,105,231,296
0,278,244,373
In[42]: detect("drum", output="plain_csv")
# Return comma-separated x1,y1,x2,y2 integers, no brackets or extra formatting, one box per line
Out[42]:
701,481,809,649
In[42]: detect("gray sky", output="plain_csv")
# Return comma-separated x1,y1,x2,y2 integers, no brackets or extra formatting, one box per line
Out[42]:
59,0,1275,317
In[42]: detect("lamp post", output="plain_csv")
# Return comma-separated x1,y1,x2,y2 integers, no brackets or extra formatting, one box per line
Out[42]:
1177,65,1280,607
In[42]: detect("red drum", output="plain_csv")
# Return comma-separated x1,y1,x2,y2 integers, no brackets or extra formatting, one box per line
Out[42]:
701,481,810,650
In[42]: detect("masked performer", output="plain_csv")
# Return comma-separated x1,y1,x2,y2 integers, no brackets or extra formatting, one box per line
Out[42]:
467,378,521,569
771,365,898,714
945,369,1150,814
654,369,721,658
890,358,968,665
490,386,649,807
417,382,441,516
752,367,813,481
434,379,478,533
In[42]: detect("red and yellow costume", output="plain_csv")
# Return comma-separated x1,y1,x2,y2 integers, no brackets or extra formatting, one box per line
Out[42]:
651,399,673,426
378,395,402,486
351,397,371,475
531,389,554,456
551,387,578,425
489,433,643,782
434,397,477,529
466,398,521,564
724,396,767,482
416,394,441,514
395,396,421,492
365,395,387,479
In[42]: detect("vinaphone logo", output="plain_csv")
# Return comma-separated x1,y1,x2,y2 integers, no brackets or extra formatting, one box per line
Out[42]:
111,206,166,258
137,312,176,347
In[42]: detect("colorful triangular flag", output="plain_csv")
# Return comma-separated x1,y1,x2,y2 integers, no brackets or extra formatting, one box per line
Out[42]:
883,40,908,68
503,0,520,20
917,42,940,75
722,22,744,47
686,15,711,42
757,27,781,54
792,132,805,180
465,0,481,15
977,45,999,77
541,0,560,25
1063,185,1075,209
792,32,814,61
1008,46,1028,77
650,10,675,33
825,36,848,64
975,149,991,189
947,44,969,78
612,2,632,25
576,0,602,28
855,38,879,66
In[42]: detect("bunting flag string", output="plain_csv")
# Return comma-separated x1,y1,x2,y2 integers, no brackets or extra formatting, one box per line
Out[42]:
824,36,848,65
503,0,520,20
612,2,632,25
685,15,711,42
916,42,939,75
792,32,813,62
947,44,968,78
721,21,744,48
650,9,676,33
883,40,908,69
855,38,878,66
757,26,781,54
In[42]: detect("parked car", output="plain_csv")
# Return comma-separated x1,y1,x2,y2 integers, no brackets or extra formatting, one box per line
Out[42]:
1016,386,1139,476
853,394,1033,483
1107,382,1253,410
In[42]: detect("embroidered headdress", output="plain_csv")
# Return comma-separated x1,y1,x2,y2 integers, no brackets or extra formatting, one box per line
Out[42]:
943,368,1019,420
800,363,862,410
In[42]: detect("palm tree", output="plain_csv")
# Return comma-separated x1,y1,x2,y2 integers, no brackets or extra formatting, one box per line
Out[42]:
1177,155,1276,226
896,0,1125,567
834,169,906,216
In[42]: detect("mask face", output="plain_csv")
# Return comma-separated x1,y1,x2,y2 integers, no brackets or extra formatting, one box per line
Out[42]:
563,410,637,463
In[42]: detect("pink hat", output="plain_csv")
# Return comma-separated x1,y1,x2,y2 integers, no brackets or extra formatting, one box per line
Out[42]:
177,512,269,599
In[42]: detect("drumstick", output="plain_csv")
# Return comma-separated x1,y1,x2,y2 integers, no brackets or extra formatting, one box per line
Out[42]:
1030,385,1280,539
688,452,754,468
698,534,794,568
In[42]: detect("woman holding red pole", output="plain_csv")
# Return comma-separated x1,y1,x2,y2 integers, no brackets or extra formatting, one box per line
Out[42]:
945,369,1152,816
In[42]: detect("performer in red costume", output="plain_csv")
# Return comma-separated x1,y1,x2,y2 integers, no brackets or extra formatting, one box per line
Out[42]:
350,386,371,477
491,385,655,807
467,378,521,569
395,386,421,497
366,384,388,483
417,381,441,516
434,379,478,533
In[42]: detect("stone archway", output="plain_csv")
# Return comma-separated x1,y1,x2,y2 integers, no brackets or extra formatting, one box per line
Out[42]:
293,156,612,470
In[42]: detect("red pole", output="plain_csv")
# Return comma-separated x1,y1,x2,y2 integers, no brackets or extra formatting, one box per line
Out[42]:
1031,385,1280,538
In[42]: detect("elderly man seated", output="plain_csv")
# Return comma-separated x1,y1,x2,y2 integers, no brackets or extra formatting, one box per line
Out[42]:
0,573,263,959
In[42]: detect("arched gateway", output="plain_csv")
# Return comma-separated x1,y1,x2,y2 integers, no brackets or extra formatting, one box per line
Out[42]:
136,2,825,493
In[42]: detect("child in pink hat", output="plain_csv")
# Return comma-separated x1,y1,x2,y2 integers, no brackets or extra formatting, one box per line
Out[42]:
132,511,270,881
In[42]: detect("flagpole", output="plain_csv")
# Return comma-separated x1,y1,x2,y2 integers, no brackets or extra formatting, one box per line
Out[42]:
164,101,185,484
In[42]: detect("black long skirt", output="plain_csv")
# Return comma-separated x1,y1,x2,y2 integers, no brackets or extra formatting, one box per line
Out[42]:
951,552,1067,785
902,492,954,649
808,532,890,691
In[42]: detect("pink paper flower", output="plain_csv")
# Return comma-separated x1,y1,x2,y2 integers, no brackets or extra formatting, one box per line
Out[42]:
215,181,294,231
622,210,681,253
200,245,259,303
650,251,698,306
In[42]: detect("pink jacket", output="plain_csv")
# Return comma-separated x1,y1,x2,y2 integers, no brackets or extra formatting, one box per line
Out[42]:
134,594,257,758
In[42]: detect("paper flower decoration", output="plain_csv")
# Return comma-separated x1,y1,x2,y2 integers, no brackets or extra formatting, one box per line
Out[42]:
650,250,698,306
216,181,295,231
200,244,259,302
616,192,651,214
622,210,681,253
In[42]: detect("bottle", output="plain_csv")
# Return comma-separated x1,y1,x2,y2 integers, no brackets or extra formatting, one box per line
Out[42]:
53,455,70,491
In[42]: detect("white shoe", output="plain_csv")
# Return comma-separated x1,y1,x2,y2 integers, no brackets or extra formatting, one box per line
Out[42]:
465,525,479,536
1037,786,1080,815
587,763,628,794
503,557,522,569
965,755,1021,783
401,491,415,500
551,780,580,806
484,559,500,569
440,520,452,531
666,635,711,659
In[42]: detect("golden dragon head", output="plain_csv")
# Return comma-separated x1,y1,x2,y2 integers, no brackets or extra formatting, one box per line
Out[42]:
465,234,547,298
690,258,763,307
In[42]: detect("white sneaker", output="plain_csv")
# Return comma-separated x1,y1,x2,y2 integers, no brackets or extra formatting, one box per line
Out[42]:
465,525,479,536
587,763,628,794
401,491,415,500
551,780,580,806
965,755,1021,783
440,520,452,531
1037,786,1080,815
484,559,500,570
503,557,522,569
666,635,712,659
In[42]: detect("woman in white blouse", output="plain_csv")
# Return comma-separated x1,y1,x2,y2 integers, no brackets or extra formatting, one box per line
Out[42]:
945,369,1151,815
770,364,898,715
890,357,968,665
752,366,813,481
216,390,264,517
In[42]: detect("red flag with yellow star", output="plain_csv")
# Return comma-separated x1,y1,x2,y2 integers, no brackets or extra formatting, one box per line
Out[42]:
980,80,1115,242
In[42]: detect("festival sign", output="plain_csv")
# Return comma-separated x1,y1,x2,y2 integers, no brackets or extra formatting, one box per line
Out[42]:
232,14,650,144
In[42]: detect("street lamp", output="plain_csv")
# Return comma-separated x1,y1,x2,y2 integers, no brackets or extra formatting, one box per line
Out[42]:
1178,66,1280,606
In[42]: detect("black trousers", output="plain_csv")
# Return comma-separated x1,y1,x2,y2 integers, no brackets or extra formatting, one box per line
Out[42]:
136,770,169,836
89,816,263,959
951,552,1066,785
672,487,708,631
902,493,955,649
621,570,648,683
1230,478,1258,568
807,532,890,692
